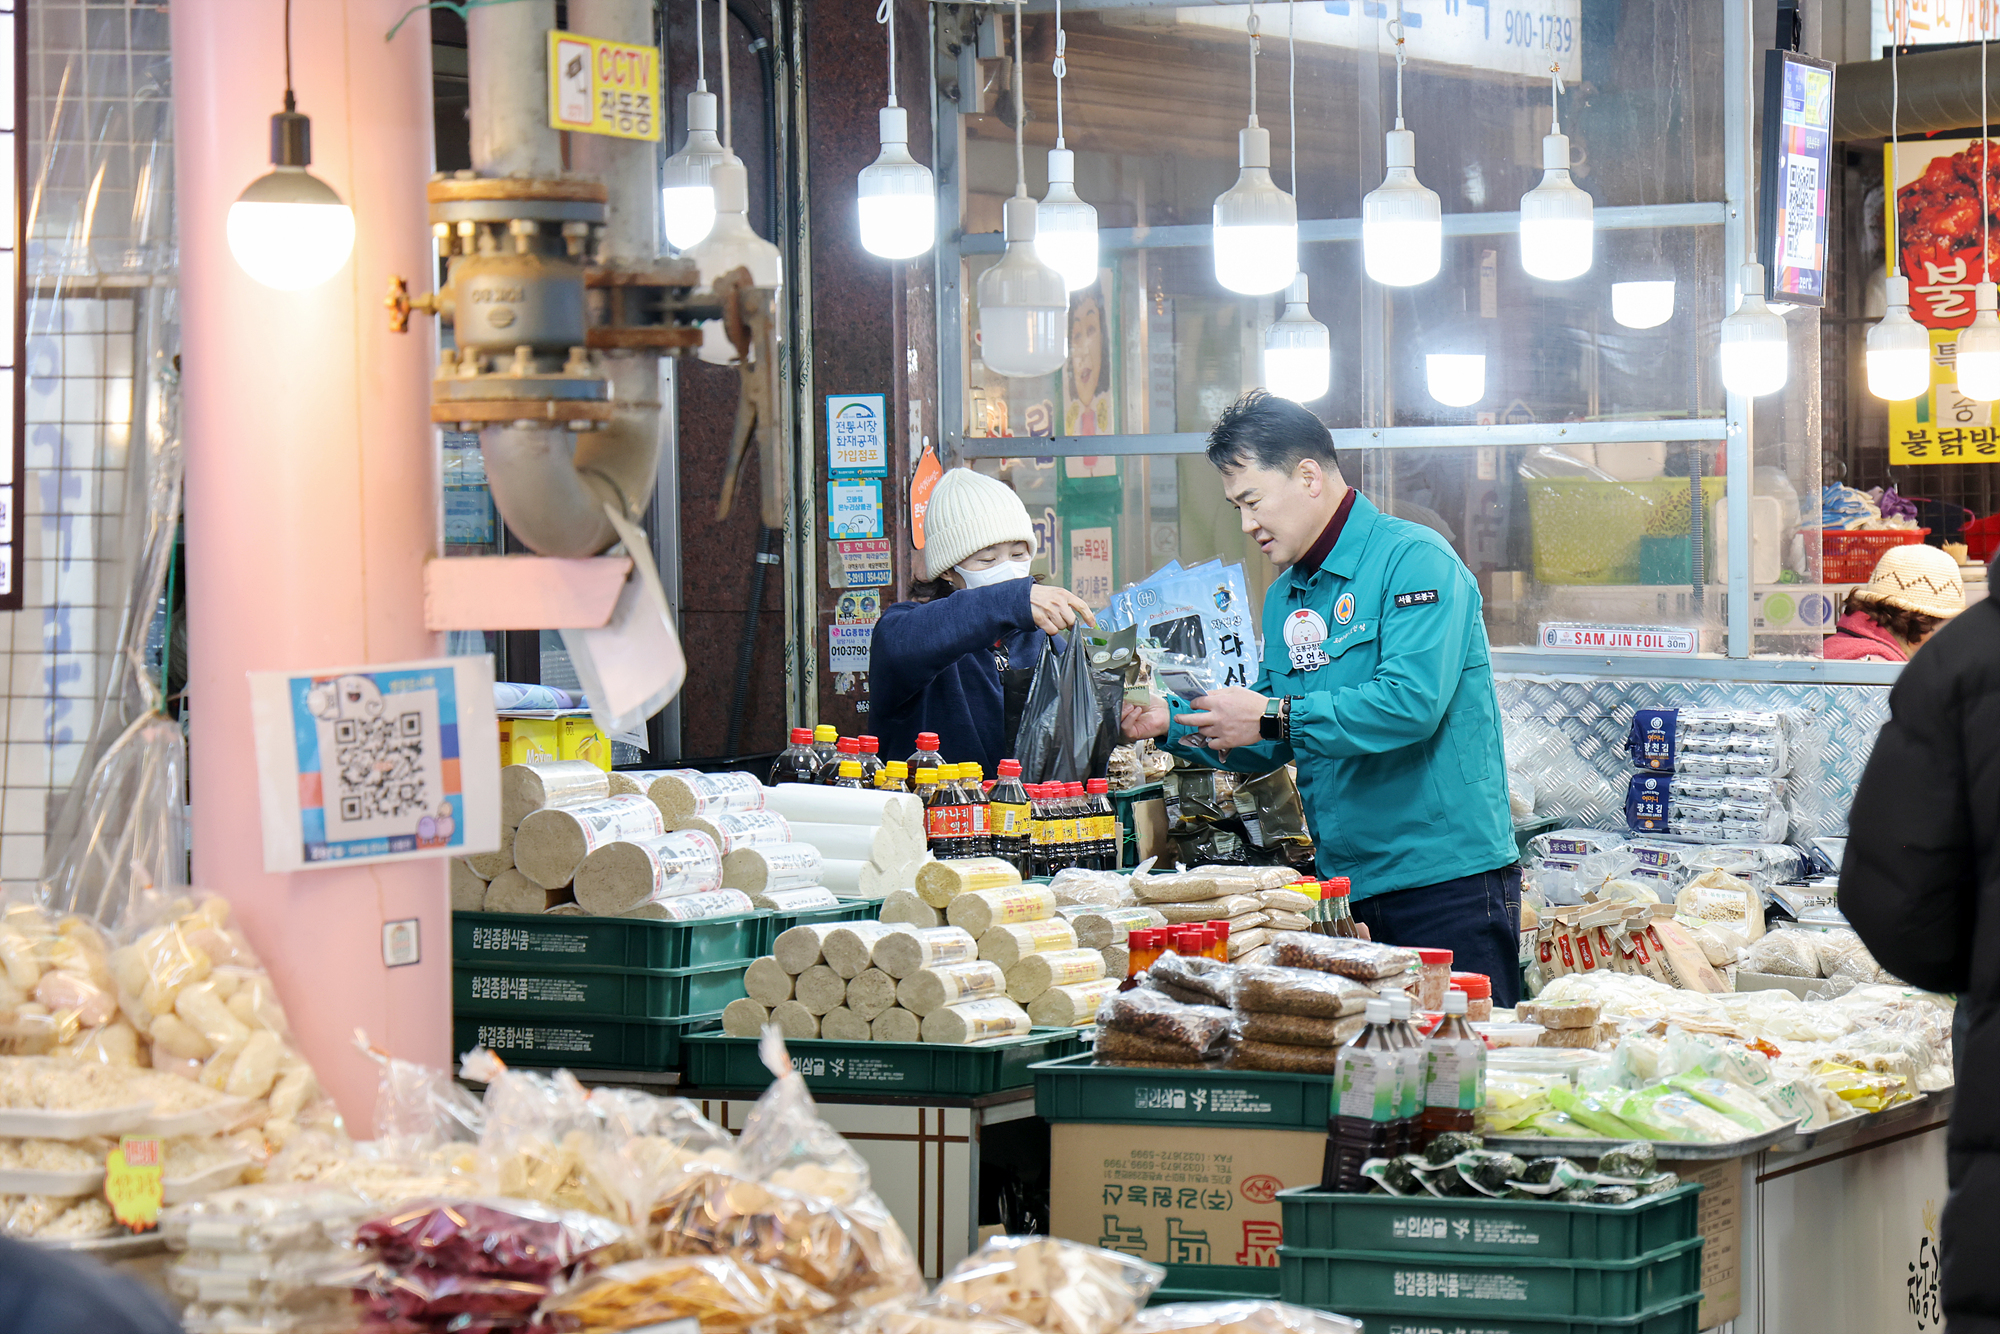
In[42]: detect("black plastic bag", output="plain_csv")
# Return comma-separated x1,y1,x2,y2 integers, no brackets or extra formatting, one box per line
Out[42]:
1016,632,1119,783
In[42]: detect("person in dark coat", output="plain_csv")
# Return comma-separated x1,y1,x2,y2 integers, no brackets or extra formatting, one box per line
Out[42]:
869,467,1094,773
1840,561,2000,1332
0,1233,184,1333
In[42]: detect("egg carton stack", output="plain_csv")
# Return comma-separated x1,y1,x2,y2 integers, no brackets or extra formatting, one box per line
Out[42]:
1622,707,1801,846
162,1183,378,1334
1127,865,1314,962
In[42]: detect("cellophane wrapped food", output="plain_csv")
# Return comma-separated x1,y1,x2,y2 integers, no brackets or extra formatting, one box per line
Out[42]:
1129,1300,1363,1334
651,1030,921,1313
931,1236,1165,1334
163,1183,379,1334
334,1196,631,1333
541,1255,836,1334
1270,934,1418,981
0,902,134,1062
1093,989,1236,1066
1142,953,1237,1008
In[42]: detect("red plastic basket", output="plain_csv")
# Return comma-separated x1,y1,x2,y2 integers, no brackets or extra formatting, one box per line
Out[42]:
1822,527,1931,583
1965,514,2000,563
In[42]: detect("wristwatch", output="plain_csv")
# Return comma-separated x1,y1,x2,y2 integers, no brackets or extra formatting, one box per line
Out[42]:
1259,696,1295,742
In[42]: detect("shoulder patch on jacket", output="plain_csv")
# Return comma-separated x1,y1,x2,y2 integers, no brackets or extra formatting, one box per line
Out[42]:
1394,589,1440,608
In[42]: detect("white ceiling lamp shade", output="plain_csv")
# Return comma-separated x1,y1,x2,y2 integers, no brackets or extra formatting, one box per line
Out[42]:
1361,5,1439,287
1263,273,1331,402
227,1,353,292
1956,38,2000,400
857,105,936,259
1212,5,1298,296
1036,7,1099,291
687,158,785,365
857,0,936,260
662,90,727,250
979,4,1069,378
1867,274,1933,401
1518,62,1592,281
1717,262,1788,397
1611,277,1676,329
1426,354,1486,407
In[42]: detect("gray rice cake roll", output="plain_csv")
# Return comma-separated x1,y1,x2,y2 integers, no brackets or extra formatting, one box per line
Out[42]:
721,997,769,1037
771,999,820,1040
871,925,978,980
880,888,945,930
773,924,836,975
819,1006,873,1042
1004,948,1106,1003
1027,977,1122,1027
743,956,796,1007
821,923,909,980
871,1007,921,1043
794,964,849,1016
515,795,666,890
450,859,490,913
843,968,900,1022
466,822,516,879
501,760,610,828
483,869,572,914
920,997,1032,1044
896,960,1008,1017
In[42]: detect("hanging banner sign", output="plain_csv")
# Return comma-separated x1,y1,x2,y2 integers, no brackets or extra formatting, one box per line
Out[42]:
1539,623,1699,657
548,32,662,141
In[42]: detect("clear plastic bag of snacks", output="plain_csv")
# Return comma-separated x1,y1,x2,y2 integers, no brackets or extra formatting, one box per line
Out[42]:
933,1236,1166,1334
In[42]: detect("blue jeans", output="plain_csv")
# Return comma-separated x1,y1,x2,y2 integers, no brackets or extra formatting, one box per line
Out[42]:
1351,866,1523,1008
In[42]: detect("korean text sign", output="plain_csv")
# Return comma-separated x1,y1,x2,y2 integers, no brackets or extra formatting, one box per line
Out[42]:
548,32,661,141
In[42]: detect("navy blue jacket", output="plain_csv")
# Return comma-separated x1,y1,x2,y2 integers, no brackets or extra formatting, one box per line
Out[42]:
868,579,1061,773
0,1234,183,1334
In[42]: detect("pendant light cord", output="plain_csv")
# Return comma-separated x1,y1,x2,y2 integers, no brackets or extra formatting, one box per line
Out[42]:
1390,0,1405,129
1053,0,1065,148
877,0,897,107
1889,38,1899,277
1981,28,1988,287
719,0,732,148
1287,0,1296,192
1548,58,1563,136
696,0,706,91
283,0,295,112
1245,3,1260,129
1012,1,1027,198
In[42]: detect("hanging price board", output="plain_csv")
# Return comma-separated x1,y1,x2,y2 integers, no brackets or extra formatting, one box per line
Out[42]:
105,1136,163,1232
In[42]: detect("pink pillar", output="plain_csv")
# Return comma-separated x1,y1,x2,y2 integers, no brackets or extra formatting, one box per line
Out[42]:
174,0,446,1125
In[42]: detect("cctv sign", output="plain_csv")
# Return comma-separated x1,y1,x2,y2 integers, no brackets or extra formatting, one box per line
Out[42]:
548,32,662,141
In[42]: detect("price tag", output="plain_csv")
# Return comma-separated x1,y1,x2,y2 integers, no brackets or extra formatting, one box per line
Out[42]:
105,1136,163,1232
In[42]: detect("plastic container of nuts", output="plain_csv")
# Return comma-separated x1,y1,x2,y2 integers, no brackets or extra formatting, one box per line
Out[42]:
1450,971,1493,1022
1413,947,1454,1012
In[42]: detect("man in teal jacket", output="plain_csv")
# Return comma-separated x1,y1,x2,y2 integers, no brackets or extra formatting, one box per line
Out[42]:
1122,391,1521,1002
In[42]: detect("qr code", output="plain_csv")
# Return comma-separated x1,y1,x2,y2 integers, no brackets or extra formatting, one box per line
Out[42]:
332,711,430,822
1779,153,1820,269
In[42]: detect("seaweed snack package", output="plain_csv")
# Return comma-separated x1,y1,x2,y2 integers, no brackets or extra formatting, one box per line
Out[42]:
651,1030,922,1310
106,893,339,1153
1130,564,1257,694
1625,707,1793,777
934,1235,1166,1334
541,1255,838,1334
1624,773,1788,845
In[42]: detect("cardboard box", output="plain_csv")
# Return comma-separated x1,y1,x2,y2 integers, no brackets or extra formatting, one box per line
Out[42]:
499,717,560,766
1049,1122,1323,1272
1689,1157,1743,1326
558,716,612,771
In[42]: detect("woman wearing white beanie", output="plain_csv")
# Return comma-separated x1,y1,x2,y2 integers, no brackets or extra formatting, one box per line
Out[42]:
870,467,1096,772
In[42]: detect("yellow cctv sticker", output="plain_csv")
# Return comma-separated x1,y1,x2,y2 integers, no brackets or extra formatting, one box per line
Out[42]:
548,31,661,141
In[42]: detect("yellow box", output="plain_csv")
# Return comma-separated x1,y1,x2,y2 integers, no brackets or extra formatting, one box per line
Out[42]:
498,717,560,766
559,716,613,771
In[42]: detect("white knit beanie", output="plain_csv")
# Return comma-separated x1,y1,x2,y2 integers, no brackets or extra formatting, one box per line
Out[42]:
1851,542,1966,620
922,467,1038,580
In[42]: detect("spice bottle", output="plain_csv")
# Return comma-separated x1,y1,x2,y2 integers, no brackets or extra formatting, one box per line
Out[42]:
1316,878,1361,937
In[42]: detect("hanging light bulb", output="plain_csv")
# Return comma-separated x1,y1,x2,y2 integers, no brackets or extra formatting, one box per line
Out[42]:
662,0,724,250
857,0,936,259
1036,5,1099,291
1955,41,2000,400
1518,61,1592,281
1868,274,1933,401
1263,274,1331,402
978,4,1068,378
1426,354,1485,407
1612,279,1676,329
1718,262,1788,397
687,158,784,366
227,5,353,291
1361,4,1440,286
663,90,727,250
1212,6,1297,295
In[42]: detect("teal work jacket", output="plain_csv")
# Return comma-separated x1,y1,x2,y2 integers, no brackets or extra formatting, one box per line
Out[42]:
1163,492,1516,900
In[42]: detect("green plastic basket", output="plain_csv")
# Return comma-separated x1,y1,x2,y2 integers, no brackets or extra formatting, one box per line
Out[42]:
1276,1185,1703,1261
1522,478,1726,586
683,1028,1090,1096
453,1012,717,1071
752,898,886,955
452,959,749,1020
1033,1053,1338,1130
1332,1294,1703,1334
1277,1237,1704,1319
1146,1262,1282,1307
452,910,761,971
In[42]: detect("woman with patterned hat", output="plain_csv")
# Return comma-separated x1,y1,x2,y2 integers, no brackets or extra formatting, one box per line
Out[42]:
1823,543,1967,661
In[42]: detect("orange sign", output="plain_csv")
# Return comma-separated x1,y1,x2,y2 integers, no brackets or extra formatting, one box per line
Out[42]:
910,441,943,551
105,1136,163,1232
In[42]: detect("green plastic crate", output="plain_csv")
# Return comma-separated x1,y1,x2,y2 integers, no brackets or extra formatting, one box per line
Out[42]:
1146,1263,1282,1306
453,1013,717,1071
753,898,885,956
1276,1185,1702,1260
1033,1053,1337,1130
1334,1293,1703,1334
1277,1238,1704,1320
453,910,761,971
452,959,749,1020
683,1028,1090,1095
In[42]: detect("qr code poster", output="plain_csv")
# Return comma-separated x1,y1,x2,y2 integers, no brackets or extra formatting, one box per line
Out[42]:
249,656,501,875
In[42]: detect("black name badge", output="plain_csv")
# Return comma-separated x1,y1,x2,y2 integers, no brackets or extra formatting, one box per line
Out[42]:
1394,590,1439,608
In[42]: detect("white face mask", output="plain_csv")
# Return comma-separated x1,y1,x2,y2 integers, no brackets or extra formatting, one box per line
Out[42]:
955,557,1033,589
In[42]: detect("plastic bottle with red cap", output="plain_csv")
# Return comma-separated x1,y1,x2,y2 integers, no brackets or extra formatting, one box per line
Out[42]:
1449,972,1493,1022
1412,948,1454,1012
989,761,1031,870
906,732,944,780
816,734,863,784
769,727,820,785
1085,778,1115,869
1316,878,1360,937
856,735,885,785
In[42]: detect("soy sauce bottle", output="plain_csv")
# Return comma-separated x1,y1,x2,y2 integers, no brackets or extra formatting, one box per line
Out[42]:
810,724,840,772
769,728,819,786
856,736,885,786
922,767,959,856
960,763,992,857
906,731,945,779
816,735,861,784
875,760,910,793
1086,779,1116,869
989,761,1031,871
832,759,866,790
